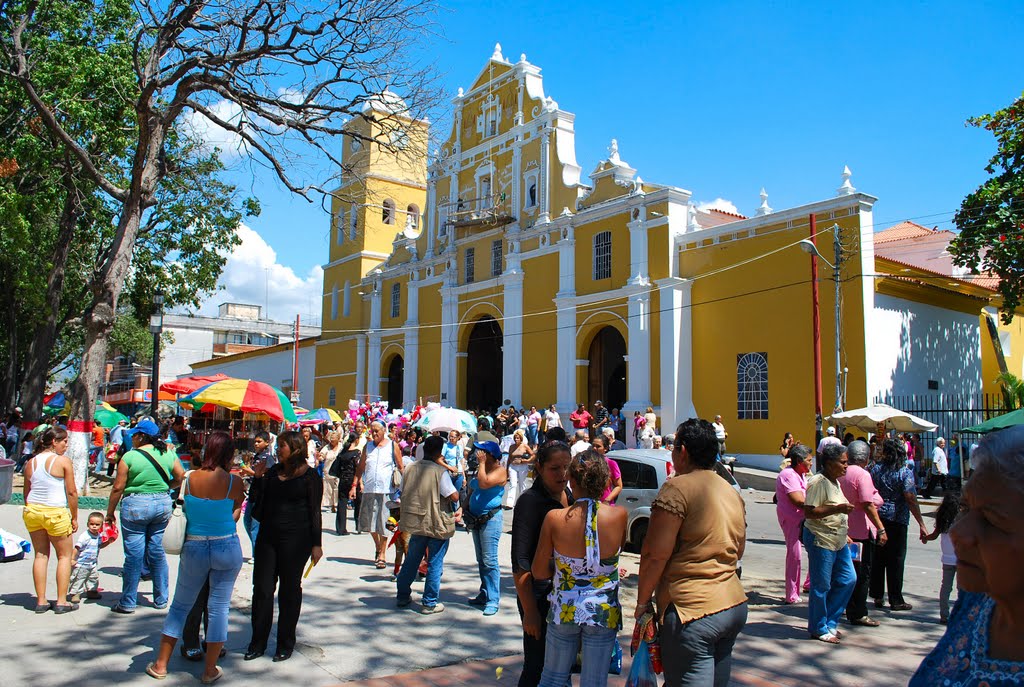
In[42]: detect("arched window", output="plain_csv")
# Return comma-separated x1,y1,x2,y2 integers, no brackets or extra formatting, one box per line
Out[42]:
328,387,336,407
390,282,401,318
737,352,769,420
592,231,612,280
382,199,395,225
335,208,345,244
343,280,351,317
406,204,419,231
349,203,357,240
330,283,339,320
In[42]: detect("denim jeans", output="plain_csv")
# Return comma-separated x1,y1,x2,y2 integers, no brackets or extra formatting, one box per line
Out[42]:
802,528,856,636
396,535,450,607
119,492,172,610
242,505,260,550
538,622,617,687
91,446,106,474
526,425,539,446
471,509,503,612
661,603,747,687
163,535,243,643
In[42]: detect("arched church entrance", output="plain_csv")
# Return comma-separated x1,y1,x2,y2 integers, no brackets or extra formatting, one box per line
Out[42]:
587,327,627,412
465,316,503,411
385,355,404,410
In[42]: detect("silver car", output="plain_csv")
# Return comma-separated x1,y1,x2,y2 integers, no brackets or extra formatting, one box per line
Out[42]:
607,448,741,550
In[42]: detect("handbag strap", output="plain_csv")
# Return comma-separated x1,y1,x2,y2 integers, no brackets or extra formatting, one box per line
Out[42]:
172,471,191,506
140,448,172,488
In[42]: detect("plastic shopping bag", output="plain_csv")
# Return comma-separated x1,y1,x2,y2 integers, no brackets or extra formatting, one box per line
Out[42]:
625,639,658,687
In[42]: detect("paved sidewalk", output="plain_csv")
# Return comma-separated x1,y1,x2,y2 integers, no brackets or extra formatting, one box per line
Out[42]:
0,491,946,686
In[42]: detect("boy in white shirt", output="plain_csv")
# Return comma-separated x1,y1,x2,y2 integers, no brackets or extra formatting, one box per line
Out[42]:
69,512,111,603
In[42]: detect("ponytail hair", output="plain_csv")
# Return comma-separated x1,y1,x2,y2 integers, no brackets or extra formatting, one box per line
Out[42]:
569,448,611,499
33,426,68,455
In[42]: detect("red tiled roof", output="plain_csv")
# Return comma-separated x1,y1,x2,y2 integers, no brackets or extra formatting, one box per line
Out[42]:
708,208,747,220
874,220,953,244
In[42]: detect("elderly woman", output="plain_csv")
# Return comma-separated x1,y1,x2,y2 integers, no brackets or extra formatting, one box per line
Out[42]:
869,438,927,612
318,431,343,513
633,419,747,687
105,419,185,614
802,443,857,644
909,425,1024,685
775,442,813,604
505,429,534,509
351,421,402,569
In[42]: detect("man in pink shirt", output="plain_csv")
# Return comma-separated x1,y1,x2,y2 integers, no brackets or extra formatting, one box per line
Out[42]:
839,440,888,626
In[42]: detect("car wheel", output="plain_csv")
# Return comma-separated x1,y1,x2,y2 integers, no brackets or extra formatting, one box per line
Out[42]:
629,520,648,553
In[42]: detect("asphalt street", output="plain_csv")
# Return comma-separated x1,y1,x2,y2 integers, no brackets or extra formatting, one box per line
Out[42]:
0,488,950,686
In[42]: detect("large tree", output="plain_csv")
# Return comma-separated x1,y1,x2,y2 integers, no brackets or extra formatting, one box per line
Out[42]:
949,92,1024,323
1,0,438,486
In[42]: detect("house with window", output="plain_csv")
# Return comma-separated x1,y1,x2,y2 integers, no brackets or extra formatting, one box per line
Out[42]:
312,45,1010,467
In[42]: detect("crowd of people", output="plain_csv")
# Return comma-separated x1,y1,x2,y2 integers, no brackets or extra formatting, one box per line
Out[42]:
10,395,1024,686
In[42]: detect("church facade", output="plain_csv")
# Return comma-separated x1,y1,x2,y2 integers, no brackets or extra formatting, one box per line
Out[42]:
313,45,923,463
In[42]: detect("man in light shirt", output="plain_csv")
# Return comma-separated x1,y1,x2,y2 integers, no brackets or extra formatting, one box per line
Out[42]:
712,415,728,460
923,437,948,498
569,430,590,457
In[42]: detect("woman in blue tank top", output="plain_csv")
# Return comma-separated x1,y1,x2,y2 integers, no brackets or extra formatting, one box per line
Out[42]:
146,432,244,684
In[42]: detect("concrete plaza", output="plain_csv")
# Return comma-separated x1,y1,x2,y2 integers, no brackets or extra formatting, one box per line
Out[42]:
0,487,948,685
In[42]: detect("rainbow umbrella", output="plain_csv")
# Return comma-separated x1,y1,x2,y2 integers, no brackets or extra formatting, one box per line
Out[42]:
292,406,310,416
297,408,343,425
160,373,232,395
181,379,297,423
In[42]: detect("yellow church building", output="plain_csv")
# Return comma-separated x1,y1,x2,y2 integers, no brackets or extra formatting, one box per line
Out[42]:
311,45,1015,467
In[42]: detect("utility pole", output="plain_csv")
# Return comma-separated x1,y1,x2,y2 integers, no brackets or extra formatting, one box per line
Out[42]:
149,290,164,417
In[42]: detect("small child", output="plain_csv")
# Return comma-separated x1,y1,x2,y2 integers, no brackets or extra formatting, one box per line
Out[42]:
68,512,111,603
923,492,961,624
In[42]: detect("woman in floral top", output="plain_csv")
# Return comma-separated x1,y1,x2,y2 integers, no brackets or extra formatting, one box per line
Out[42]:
909,426,1024,686
532,448,627,687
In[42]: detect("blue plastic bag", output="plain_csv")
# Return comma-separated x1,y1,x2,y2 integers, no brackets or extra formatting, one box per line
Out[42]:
609,636,623,675
625,639,658,687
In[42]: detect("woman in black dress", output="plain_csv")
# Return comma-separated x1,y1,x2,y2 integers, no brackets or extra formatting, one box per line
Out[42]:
330,433,362,535
245,431,323,662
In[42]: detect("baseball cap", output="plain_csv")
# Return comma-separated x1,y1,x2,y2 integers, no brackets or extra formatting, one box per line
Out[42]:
827,426,836,435
472,431,502,460
125,419,161,439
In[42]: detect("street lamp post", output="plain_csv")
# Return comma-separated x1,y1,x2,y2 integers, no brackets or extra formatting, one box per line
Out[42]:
798,223,844,416
149,291,164,417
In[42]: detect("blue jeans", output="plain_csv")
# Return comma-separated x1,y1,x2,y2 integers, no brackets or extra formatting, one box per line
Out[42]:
526,425,539,446
471,509,503,611
91,446,105,473
396,535,450,607
802,528,857,636
539,622,618,687
661,603,747,687
119,492,172,610
242,504,260,550
162,535,243,643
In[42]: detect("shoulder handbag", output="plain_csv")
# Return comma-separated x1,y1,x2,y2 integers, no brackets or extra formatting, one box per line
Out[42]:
163,471,190,555
390,441,402,490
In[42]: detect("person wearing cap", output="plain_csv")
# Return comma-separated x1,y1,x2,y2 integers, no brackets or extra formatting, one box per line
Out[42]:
467,432,508,616
105,419,184,614
817,426,843,461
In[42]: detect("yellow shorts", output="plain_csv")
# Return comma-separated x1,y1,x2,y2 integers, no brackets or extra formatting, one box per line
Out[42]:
23,504,73,538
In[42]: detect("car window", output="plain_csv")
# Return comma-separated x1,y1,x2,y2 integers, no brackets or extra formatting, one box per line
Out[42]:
618,459,641,489
638,463,658,490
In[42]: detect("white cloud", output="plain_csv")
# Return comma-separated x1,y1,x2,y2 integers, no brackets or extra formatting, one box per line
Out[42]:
182,99,249,160
195,223,323,325
696,198,740,215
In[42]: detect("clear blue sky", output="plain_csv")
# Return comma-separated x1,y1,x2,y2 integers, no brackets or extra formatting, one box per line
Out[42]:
211,1,1024,323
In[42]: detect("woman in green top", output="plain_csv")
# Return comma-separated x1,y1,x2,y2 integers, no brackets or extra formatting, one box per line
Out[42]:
105,419,184,614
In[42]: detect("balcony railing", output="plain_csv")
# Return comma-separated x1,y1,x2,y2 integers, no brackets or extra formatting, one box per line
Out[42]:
445,193,515,230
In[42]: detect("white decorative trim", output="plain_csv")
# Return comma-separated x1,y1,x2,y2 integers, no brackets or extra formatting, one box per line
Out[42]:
460,301,504,325
315,371,357,379
322,250,392,270
575,310,628,338
575,359,590,366
455,351,468,358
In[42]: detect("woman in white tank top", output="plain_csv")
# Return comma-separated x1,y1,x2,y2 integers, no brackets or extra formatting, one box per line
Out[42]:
22,426,79,614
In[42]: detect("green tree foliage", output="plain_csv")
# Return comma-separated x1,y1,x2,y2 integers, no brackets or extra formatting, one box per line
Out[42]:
950,93,1024,323
996,371,1024,410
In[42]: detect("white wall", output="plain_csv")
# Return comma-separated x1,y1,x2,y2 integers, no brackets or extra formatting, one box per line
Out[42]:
188,347,316,408
869,294,982,400
162,328,214,383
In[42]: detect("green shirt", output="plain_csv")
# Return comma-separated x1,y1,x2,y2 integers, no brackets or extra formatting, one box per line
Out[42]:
122,447,177,494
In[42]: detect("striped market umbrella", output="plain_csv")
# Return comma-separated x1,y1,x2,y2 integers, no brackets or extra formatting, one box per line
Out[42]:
160,373,232,395
181,379,298,423
297,408,343,425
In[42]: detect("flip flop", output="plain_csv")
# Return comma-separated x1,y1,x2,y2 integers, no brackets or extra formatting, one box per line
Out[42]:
200,666,224,684
375,559,388,569
850,617,880,627
145,662,167,680
815,633,841,644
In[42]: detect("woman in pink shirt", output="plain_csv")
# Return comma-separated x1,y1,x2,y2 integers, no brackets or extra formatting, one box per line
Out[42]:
776,443,813,604
838,440,887,626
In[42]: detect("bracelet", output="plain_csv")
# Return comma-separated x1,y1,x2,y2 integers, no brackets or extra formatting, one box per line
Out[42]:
877,529,886,535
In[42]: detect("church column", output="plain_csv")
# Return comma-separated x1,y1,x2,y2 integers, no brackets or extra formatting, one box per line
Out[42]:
366,282,383,400
511,145,521,220
538,128,551,224
403,279,420,408
623,289,652,420
676,279,696,420
555,225,576,416
355,334,367,400
426,180,436,255
502,268,525,408
627,206,650,284
439,284,458,404
657,278,696,433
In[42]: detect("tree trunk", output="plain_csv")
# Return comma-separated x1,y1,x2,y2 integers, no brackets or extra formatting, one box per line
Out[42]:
0,270,19,413
20,176,82,423
67,194,145,491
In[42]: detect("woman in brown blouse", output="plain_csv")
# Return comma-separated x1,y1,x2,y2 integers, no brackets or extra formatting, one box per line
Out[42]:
634,418,747,687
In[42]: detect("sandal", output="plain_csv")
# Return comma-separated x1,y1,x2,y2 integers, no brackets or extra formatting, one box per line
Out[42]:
815,633,841,644
850,617,880,627
375,559,388,569
54,603,79,614
33,603,51,614
145,662,167,680
200,666,224,684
